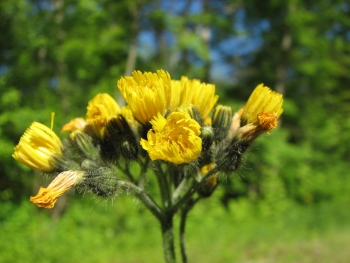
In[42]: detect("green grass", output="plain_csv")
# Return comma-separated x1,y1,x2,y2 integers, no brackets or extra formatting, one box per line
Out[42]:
0,192,349,263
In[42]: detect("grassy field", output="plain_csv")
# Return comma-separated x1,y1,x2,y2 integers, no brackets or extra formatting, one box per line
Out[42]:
1,191,349,263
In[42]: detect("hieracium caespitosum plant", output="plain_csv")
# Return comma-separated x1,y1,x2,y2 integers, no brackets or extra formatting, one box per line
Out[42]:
13,70,283,263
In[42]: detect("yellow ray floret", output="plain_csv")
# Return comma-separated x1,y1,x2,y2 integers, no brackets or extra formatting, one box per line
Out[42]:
117,70,171,124
241,84,283,130
13,122,63,172
140,112,202,165
172,77,219,120
86,93,121,138
30,170,85,208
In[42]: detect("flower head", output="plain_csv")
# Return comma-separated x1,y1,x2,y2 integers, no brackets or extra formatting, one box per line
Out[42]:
86,93,121,138
140,112,202,164
241,84,283,128
173,77,219,120
13,122,63,172
235,84,283,141
30,170,85,208
117,70,171,124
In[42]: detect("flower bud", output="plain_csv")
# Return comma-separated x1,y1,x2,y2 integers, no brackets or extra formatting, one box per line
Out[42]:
212,105,233,142
82,167,119,197
176,104,202,124
216,139,250,173
200,125,214,152
106,115,139,160
69,130,100,161
81,159,99,169
198,163,219,197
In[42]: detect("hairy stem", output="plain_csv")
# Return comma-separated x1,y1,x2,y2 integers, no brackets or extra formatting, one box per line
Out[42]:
161,215,176,263
118,180,164,221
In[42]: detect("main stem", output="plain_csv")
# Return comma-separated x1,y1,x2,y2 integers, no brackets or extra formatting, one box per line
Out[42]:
161,215,176,263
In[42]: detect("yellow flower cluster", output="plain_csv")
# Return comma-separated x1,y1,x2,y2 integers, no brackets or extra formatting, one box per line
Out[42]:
12,69,284,209
117,70,219,164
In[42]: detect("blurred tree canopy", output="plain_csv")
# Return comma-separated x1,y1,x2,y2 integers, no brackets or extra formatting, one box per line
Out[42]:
1,0,350,213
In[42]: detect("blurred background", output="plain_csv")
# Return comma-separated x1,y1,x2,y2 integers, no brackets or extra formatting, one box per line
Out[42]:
1,0,350,262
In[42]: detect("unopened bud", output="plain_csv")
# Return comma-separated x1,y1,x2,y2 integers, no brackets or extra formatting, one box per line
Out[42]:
82,167,119,197
106,115,139,160
198,163,219,197
177,105,202,124
70,130,100,161
81,159,99,169
120,140,138,160
216,139,250,173
212,105,233,142
200,125,214,151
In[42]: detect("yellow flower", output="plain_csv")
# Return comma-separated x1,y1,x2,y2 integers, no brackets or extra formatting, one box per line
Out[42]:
234,85,283,142
13,122,63,172
173,77,219,120
86,93,121,138
140,112,202,164
30,170,85,208
61,117,88,133
241,84,283,129
117,70,171,124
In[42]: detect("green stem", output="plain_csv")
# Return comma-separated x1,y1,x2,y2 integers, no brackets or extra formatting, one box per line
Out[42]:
179,209,188,263
172,175,191,203
118,180,164,221
116,163,138,185
154,161,172,209
171,167,218,214
179,197,200,263
161,215,176,263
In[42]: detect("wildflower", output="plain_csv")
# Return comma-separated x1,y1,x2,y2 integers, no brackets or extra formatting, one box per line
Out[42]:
174,77,219,120
217,85,284,172
30,170,85,208
13,122,63,172
140,112,202,165
86,93,121,138
61,118,88,133
241,84,283,127
117,70,171,124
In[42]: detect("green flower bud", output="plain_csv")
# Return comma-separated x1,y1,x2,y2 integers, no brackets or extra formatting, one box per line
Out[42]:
216,139,250,173
198,163,219,197
200,125,214,152
106,115,139,160
82,167,119,197
81,159,99,169
176,105,202,124
212,105,233,142
69,130,100,161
